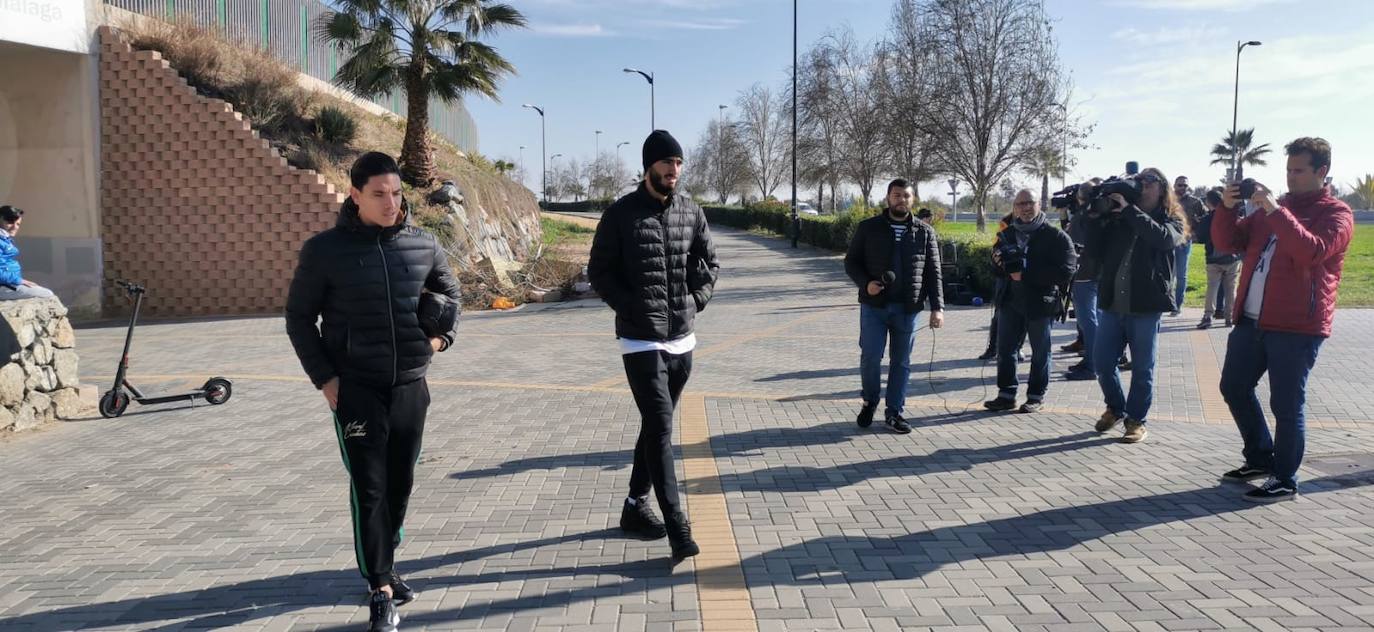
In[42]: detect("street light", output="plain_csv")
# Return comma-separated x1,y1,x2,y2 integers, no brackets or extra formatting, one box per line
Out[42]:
594,130,603,199
518,144,525,187
550,153,563,201
1231,40,1262,179
521,104,547,203
622,67,655,130
947,178,959,223
790,0,799,248
1052,102,1068,190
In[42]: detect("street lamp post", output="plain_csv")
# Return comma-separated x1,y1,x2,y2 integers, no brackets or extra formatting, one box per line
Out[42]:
790,0,799,248
550,153,563,202
518,144,525,187
1231,40,1262,178
616,141,630,192
948,179,959,223
594,130,602,199
622,67,655,130
1053,102,1068,191
521,104,547,204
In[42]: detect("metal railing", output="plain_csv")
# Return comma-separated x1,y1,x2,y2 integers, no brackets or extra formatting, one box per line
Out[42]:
104,0,479,154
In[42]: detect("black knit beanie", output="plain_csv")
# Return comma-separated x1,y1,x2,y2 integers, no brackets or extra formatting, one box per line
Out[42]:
642,130,683,171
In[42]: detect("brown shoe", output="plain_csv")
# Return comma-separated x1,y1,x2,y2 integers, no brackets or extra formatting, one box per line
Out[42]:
1122,419,1148,443
1095,410,1122,433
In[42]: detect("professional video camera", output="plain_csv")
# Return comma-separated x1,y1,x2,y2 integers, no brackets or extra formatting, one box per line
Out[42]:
1050,161,1147,217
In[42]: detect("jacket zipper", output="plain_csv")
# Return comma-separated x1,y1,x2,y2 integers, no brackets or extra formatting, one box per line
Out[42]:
377,235,397,386
662,204,673,334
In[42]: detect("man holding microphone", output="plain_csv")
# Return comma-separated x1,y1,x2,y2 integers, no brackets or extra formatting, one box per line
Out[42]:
844,178,944,434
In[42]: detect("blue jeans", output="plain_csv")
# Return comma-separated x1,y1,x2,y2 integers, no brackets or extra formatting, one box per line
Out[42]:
1095,311,1161,422
1072,281,1099,375
996,306,1052,401
1219,318,1323,487
860,303,918,418
1173,242,1191,309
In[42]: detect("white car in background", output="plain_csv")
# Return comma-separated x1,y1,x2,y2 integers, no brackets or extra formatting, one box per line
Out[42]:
796,202,819,216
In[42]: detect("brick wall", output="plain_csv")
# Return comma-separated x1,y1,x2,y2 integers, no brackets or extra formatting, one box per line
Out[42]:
96,26,345,318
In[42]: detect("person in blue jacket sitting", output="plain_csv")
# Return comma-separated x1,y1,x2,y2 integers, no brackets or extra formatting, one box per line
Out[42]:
0,205,54,300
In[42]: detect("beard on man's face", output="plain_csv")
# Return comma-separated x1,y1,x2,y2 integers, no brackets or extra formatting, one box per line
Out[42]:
650,169,677,195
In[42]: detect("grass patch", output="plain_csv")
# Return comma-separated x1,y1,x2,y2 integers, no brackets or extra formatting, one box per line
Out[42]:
1184,223,1374,308
540,216,595,248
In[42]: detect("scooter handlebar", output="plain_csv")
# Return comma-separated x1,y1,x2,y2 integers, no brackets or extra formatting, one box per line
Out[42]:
115,280,146,294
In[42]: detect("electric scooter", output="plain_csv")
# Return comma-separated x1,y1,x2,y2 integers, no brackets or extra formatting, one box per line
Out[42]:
98,280,233,418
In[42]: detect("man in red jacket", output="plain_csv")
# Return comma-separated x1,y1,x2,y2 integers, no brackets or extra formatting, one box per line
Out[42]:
1212,137,1353,503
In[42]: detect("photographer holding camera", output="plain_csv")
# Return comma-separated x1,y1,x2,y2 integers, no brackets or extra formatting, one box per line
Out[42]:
1213,137,1353,503
1082,167,1187,443
982,190,1076,414
1061,179,1101,381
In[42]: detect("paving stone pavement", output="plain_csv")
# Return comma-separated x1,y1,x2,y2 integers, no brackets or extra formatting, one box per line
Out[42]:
1,226,1373,631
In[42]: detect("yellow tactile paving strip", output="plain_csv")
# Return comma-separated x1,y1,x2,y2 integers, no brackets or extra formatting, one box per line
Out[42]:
1191,329,1234,425
679,393,757,632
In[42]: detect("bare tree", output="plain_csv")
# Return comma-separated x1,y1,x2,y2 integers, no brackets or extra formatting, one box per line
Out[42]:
736,83,790,200
692,119,751,204
820,28,886,206
798,45,845,212
880,0,937,197
916,0,1067,231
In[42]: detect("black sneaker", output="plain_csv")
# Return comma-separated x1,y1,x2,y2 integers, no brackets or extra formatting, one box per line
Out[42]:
1118,358,1132,371
1018,399,1043,414
977,347,997,361
389,573,417,606
1243,477,1298,503
1221,464,1270,483
1197,317,1212,330
665,512,700,562
856,401,878,428
1064,367,1097,381
983,396,1016,411
368,590,400,632
884,413,912,434
620,497,667,540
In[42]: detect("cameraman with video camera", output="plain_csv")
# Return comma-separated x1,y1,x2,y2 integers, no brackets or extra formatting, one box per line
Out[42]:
982,190,1076,414
1081,167,1187,444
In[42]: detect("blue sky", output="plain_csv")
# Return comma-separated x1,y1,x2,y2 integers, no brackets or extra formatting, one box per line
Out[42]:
467,0,1374,203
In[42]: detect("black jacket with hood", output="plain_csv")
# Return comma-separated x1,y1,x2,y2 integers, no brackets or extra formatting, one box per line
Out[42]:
285,199,461,390
588,183,720,342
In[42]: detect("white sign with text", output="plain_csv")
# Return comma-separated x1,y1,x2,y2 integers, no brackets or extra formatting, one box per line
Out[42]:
0,0,89,54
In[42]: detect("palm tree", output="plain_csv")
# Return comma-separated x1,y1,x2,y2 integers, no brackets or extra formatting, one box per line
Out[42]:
1350,174,1374,210
493,159,514,176
1209,128,1272,171
319,0,527,186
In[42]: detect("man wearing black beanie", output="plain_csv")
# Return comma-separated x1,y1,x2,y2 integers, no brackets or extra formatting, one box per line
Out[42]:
588,129,719,562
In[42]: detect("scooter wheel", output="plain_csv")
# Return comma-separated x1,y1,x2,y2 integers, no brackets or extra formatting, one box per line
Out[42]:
204,378,232,405
99,390,130,418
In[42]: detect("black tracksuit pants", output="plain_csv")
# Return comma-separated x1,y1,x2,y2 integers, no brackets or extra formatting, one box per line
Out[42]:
622,350,693,518
332,377,430,589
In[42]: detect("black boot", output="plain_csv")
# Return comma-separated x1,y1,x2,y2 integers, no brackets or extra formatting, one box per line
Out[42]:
665,512,700,562
620,497,667,540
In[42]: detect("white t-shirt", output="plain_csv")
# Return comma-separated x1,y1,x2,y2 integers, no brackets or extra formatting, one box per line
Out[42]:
1243,234,1278,320
619,333,697,356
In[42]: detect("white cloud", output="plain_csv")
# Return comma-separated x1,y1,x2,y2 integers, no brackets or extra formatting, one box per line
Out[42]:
1111,25,1228,46
531,23,612,37
1109,0,1295,10
635,18,748,30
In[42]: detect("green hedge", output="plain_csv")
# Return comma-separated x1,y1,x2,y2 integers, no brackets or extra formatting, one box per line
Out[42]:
703,203,998,301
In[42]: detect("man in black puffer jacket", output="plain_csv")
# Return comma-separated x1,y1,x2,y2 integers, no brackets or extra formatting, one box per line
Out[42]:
844,178,944,435
285,152,460,631
588,130,719,562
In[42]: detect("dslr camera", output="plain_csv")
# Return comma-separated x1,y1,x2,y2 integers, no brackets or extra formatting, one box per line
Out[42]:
996,241,1026,275
1052,162,1147,218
